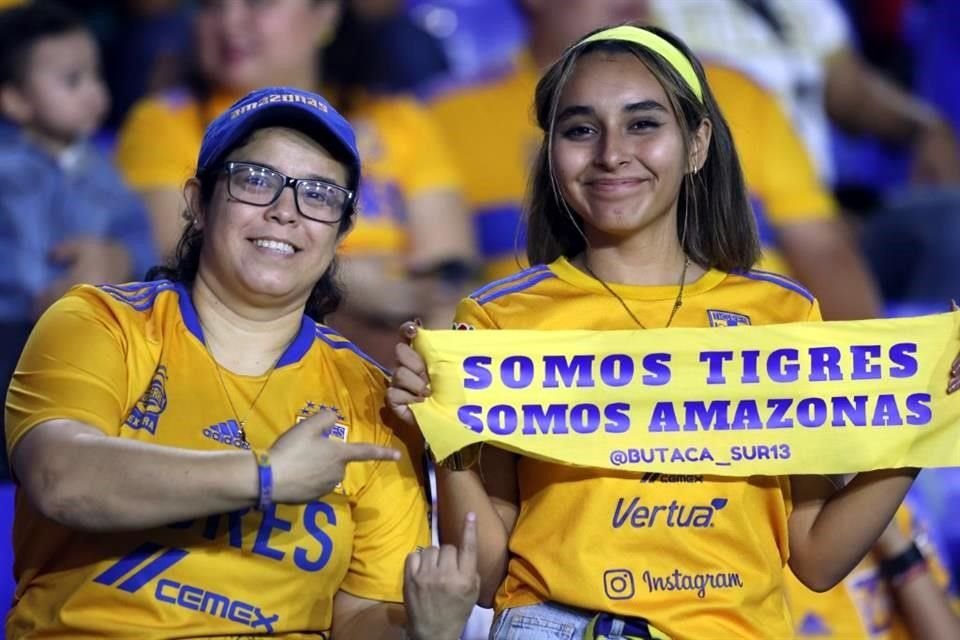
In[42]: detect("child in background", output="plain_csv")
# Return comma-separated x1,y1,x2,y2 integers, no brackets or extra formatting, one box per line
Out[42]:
0,2,155,477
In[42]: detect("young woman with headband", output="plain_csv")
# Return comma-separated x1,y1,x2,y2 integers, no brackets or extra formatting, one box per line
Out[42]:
389,24,960,639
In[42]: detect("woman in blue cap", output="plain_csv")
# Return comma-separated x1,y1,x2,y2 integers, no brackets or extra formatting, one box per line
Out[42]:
5,87,478,639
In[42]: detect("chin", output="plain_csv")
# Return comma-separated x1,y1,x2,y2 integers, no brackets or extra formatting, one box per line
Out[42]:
242,276,302,301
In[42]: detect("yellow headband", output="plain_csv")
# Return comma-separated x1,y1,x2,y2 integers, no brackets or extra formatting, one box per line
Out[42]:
576,25,704,102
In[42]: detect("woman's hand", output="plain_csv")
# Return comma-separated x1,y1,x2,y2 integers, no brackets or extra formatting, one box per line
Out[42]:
404,512,481,640
268,409,400,503
386,321,432,426
948,353,960,395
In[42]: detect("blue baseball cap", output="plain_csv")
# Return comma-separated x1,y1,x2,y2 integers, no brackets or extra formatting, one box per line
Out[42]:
197,86,361,193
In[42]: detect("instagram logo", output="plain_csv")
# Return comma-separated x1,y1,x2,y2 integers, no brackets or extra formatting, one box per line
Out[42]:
603,569,635,600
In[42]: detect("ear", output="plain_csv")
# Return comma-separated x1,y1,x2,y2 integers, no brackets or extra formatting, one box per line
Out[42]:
183,178,206,230
688,118,713,174
0,84,33,125
333,209,357,249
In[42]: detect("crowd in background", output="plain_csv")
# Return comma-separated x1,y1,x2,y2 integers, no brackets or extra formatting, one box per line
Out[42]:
0,0,958,633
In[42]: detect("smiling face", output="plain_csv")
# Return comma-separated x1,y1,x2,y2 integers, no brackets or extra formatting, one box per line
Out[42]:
551,50,699,246
194,0,337,91
190,126,351,311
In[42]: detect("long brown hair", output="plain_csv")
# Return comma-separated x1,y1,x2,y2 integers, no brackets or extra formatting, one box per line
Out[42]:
526,24,759,272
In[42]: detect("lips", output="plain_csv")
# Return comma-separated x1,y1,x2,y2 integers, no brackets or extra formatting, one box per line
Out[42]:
585,177,648,193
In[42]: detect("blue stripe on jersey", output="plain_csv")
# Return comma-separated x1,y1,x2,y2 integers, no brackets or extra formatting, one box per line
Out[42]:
174,282,204,342
315,326,391,376
475,270,556,305
469,264,549,300
99,280,175,311
173,282,315,368
276,316,317,367
737,269,814,302
475,203,525,259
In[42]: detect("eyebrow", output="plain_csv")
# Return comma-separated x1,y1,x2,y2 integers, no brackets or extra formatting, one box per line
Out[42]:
556,100,668,123
240,160,344,185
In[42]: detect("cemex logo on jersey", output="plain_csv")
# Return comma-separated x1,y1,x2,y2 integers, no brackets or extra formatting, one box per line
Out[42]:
640,473,704,484
93,542,279,631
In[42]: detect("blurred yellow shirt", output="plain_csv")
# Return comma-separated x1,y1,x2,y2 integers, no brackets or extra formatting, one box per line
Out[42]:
5,281,428,638
115,88,462,258
453,258,821,639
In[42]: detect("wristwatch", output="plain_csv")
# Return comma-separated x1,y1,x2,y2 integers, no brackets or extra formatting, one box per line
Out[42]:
879,540,928,587
430,444,482,471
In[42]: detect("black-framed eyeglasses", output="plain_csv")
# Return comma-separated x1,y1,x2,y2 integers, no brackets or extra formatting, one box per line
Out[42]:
222,161,354,224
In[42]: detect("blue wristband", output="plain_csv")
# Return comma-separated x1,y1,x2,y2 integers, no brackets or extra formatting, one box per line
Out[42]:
255,452,273,512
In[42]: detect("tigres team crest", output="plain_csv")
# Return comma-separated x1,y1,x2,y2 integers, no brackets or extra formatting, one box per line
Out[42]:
125,365,169,434
297,401,350,493
707,309,751,327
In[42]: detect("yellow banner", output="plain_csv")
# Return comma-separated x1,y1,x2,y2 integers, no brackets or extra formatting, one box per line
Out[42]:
410,312,960,475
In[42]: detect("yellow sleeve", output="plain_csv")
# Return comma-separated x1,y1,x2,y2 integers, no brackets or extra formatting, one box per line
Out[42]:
371,98,462,199
115,95,200,190
452,296,499,330
708,65,837,224
340,373,430,602
5,289,128,456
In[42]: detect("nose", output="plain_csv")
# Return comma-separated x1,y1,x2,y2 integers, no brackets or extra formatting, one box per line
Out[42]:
596,130,631,170
266,184,299,225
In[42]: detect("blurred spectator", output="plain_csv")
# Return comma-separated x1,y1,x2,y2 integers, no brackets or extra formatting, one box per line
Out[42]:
408,0,526,80
426,0,881,321
706,64,882,321
786,492,960,639
325,0,450,94
115,0,476,363
914,0,960,143
0,1,156,477
652,0,960,308
98,0,191,130
651,0,960,186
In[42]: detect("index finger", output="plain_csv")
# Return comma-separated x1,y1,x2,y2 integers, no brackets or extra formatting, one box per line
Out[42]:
339,441,401,463
458,512,477,571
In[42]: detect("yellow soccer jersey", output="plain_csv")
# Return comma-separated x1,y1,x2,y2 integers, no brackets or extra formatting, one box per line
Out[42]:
5,281,429,638
115,88,461,259
453,258,822,639
787,499,959,639
427,53,836,281
705,64,839,276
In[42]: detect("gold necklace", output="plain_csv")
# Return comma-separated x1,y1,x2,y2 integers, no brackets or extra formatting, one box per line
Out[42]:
211,357,279,444
582,255,691,329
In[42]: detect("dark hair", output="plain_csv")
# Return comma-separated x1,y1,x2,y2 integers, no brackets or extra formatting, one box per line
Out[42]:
146,134,358,323
0,2,87,87
526,24,760,272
